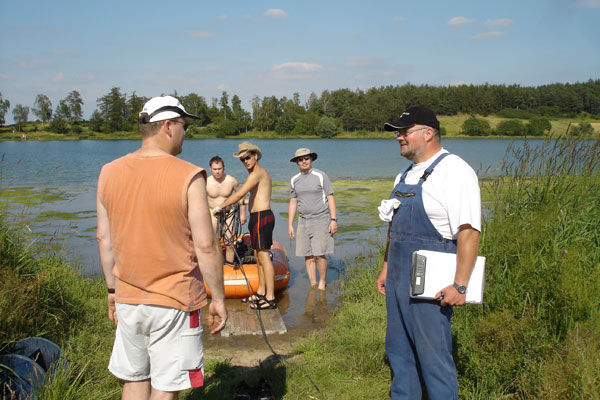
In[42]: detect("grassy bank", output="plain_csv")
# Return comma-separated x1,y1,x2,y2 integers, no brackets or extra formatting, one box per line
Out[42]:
2,113,599,141
0,218,120,398
281,137,600,399
2,137,599,398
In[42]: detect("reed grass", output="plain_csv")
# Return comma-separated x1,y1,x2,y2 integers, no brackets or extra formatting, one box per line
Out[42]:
278,136,600,399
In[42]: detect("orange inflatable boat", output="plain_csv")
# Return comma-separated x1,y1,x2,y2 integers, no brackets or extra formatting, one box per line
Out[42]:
205,234,290,299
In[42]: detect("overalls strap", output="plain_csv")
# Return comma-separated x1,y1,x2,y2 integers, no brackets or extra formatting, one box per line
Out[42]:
400,152,451,184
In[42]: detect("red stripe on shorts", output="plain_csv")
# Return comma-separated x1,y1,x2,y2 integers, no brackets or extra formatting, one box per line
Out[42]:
189,369,204,387
188,309,204,387
189,309,199,328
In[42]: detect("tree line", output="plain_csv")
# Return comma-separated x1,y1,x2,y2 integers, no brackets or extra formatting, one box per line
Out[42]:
1,79,599,136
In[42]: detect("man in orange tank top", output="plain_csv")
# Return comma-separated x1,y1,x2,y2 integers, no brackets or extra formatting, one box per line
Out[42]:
97,96,227,399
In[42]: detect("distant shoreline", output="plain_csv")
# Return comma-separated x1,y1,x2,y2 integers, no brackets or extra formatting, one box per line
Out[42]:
2,113,598,141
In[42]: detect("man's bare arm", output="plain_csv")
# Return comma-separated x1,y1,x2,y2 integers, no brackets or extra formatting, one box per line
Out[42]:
288,197,298,240
327,194,338,235
233,179,248,224
218,171,261,209
96,196,117,324
188,174,227,334
376,226,391,295
436,224,480,306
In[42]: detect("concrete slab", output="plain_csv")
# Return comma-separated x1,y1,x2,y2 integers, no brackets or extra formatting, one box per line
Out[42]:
221,307,287,337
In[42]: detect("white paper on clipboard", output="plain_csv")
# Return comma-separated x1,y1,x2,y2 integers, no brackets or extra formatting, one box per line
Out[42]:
410,250,486,304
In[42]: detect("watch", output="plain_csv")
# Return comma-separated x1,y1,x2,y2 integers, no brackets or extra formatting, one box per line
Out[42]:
331,218,337,222
453,282,467,294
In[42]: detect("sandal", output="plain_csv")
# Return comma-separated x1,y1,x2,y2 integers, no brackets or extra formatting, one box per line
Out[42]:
241,294,265,304
232,380,252,400
257,377,275,400
250,297,277,310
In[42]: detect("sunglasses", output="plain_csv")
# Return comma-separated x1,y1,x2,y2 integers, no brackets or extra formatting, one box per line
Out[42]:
394,127,427,138
240,154,253,162
170,120,189,131
297,156,312,162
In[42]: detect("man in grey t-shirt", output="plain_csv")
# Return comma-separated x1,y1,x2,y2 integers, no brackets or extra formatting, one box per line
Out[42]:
288,148,337,290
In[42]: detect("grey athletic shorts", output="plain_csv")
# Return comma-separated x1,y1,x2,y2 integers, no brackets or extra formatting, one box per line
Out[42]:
296,215,334,257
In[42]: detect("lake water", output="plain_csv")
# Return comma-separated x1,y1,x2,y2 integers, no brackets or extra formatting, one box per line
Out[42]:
0,138,538,326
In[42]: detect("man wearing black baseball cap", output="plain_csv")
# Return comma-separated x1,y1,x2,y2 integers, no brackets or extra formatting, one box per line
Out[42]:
377,106,481,399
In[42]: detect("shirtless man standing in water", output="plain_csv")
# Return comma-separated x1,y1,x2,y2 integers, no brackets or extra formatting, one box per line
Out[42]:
206,156,246,263
212,142,277,309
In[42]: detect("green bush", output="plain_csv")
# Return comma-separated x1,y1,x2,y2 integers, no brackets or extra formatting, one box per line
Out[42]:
316,116,338,138
70,123,82,134
527,117,552,136
274,114,296,135
292,112,319,136
461,116,491,136
495,119,526,136
48,118,69,134
569,122,595,137
535,105,561,117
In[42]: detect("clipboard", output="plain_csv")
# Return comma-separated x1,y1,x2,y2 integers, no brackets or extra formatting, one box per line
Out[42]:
410,250,485,304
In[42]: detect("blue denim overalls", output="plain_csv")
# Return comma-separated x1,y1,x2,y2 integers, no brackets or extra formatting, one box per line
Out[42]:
385,153,458,399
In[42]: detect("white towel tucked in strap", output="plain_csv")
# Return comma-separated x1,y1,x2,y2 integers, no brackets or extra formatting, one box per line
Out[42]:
378,199,401,222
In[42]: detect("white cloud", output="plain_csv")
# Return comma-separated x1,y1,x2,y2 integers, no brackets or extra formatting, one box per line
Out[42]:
392,16,404,22
570,1,600,7
217,84,229,91
451,81,471,86
263,9,288,18
185,30,216,38
448,16,475,26
273,62,322,72
52,72,64,82
470,31,506,40
272,62,323,79
484,18,514,27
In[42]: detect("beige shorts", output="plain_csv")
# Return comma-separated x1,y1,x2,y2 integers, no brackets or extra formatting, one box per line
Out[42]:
109,303,204,392
296,215,335,257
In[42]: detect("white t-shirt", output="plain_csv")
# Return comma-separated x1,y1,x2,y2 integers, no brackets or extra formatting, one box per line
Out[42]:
393,148,481,240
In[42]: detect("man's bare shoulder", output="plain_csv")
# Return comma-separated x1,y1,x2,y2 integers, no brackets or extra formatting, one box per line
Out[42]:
253,164,271,181
224,174,239,186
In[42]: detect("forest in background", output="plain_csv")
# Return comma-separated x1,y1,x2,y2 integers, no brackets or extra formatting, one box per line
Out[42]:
1,79,599,138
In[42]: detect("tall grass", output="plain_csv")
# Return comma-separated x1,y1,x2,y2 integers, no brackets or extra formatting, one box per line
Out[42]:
0,217,120,399
454,137,600,398
284,137,599,399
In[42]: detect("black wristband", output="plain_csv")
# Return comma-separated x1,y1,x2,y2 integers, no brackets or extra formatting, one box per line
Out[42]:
331,218,337,222
107,288,115,294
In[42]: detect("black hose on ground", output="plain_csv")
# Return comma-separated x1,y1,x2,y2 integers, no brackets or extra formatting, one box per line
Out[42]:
215,206,322,396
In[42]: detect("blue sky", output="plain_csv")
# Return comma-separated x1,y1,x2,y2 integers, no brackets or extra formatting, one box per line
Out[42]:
1,1,599,123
